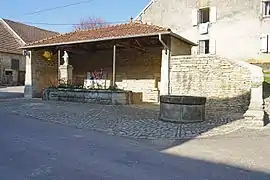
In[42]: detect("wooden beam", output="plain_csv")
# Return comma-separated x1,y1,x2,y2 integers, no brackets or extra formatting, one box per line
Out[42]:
117,42,147,52
112,45,116,87
57,50,61,84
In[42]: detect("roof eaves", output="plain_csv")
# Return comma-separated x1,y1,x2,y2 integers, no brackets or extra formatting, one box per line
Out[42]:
20,31,171,49
0,18,26,45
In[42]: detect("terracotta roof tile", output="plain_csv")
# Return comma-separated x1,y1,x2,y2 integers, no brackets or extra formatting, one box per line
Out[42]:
3,19,59,43
0,22,22,54
25,22,171,47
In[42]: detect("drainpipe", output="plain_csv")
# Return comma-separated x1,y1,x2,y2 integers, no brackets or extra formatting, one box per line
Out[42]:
158,33,169,53
158,33,171,95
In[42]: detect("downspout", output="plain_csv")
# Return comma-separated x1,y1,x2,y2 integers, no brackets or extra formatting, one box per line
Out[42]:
159,33,169,53
158,33,171,95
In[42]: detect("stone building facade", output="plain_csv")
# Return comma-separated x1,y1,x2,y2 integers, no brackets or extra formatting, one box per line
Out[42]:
0,18,58,85
137,0,270,62
0,52,25,85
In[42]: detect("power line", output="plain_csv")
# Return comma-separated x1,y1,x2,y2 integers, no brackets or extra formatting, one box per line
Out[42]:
21,20,128,26
21,0,94,16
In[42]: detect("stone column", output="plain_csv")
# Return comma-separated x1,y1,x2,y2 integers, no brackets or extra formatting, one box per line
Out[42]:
24,51,36,98
244,65,265,128
160,49,171,95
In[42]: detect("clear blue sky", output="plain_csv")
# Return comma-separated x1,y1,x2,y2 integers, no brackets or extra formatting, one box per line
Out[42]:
1,0,150,33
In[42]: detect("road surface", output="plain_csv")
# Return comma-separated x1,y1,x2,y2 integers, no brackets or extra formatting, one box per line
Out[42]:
0,109,270,180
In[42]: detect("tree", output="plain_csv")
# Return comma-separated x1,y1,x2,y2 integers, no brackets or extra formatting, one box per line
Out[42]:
73,17,106,31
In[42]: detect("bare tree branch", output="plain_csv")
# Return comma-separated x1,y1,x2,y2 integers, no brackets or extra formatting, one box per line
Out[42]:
73,17,106,31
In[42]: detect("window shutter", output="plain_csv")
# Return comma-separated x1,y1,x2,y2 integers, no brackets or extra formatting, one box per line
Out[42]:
192,9,198,26
260,34,268,53
210,7,217,23
199,41,206,54
209,39,216,54
262,1,266,16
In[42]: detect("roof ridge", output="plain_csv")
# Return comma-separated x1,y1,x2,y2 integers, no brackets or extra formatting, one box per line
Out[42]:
2,18,58,34
23,22,179,48
0,18,25,44
27,31,70,46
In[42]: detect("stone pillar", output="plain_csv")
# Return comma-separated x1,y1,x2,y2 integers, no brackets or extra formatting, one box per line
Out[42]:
160,49,171,95
244,65,265,128
24,51,36,98
59,65,73,84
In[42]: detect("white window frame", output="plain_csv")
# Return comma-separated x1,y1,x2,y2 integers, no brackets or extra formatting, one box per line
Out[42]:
198,7,210,24
260,33,270,53
198,39,210,54
263,0,270,17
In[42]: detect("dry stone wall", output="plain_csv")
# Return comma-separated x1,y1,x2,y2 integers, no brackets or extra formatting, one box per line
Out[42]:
170,55,252,114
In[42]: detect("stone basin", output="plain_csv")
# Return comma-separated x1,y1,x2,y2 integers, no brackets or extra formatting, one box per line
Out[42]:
42,88,132,105
160,95,206,123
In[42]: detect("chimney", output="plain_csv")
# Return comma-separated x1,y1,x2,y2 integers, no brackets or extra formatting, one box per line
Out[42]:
130,16,133,23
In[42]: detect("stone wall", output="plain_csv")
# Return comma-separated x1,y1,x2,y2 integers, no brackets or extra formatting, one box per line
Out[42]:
70,47,162,103
0,52,25,84
170,55,252,114
24,50,58,98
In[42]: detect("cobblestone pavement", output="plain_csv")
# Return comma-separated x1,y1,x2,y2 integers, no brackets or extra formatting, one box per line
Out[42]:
1,98,247,139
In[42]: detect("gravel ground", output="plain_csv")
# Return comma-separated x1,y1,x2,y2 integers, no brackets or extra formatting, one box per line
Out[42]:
1,98,245,139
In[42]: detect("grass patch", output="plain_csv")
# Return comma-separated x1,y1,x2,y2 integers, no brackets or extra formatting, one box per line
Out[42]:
265,76,270,84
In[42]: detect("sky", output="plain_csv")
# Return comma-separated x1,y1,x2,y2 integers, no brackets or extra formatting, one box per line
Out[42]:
1,0,150,33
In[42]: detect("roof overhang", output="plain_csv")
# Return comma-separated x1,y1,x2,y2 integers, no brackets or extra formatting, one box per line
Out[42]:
20,31,197,49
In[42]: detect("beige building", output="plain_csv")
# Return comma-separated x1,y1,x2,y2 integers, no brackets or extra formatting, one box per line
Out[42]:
136,0,270,62
0,18,58,85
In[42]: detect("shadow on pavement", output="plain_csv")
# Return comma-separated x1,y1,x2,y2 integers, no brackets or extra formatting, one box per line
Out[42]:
0,114,270,180
0,92,24,99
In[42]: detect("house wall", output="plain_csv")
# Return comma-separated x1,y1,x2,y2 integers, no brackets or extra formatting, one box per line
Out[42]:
0,52,25,85
139,0,270,61
170,55,253,114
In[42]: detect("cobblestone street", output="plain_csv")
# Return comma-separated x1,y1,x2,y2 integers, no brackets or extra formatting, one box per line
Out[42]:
1,98,249,139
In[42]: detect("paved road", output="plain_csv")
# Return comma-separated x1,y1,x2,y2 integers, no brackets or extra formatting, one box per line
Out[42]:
0,110,270,180
0,86,24,99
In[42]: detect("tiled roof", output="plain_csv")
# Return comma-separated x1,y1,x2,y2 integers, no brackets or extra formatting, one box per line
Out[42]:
24,22,173,48
3,19,58,43
0,18,58,54
0,22,22,54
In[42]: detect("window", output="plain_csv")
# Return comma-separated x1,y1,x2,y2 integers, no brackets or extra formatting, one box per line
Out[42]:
199,8,210,24
199,40,210,54
263,1,270,16
11,59,19,70
192,7,216,26
260,34,270,53
5,71,12,76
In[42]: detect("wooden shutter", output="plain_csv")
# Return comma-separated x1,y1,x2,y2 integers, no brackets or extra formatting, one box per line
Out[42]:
199,40,206,54
210,7,217,23
11,59,19,70
262,1,266,16
209,39,216,54
192,9,198,26
260,34,268,53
